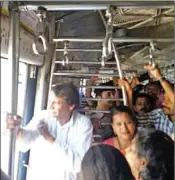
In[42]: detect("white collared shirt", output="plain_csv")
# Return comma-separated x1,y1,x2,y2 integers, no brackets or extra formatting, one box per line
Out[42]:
17,110,93,180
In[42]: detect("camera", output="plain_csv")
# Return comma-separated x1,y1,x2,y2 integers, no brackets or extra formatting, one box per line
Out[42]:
138,72,150,82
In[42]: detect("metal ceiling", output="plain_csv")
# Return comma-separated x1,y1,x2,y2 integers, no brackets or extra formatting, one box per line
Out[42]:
19,1,174,73
54,7,174,72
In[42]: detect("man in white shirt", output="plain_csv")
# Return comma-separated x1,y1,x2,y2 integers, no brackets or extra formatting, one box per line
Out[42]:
6,83,93,180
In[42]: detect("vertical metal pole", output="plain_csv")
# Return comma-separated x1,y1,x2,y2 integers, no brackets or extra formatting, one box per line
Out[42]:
47,14,58,108
7,6,20,180
98,10,127,106
112,44,127,106
17,65,38,180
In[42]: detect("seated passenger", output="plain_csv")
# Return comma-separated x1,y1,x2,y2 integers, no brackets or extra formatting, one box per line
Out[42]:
103,106,136,156
94,80,115,112
79,144,134,180
90,80,116,142
125,129,174,180
85,76,98,108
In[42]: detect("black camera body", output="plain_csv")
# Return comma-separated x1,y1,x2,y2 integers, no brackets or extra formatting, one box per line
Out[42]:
138,72,150,82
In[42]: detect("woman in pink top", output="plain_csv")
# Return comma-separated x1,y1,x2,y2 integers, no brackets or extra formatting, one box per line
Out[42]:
103,106,137,156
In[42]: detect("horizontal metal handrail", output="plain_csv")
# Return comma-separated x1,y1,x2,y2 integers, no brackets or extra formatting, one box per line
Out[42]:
79,85,120,89
78,109,110,113
53,72,119,77
53,37,174,43
55,61,118,65
52,84,120,89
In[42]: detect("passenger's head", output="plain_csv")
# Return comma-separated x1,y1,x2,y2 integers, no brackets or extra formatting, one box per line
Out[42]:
115,89,123,106
94,81,115,109
49,83,79,118
79,144,134,180
162,83,174,116
145,81,161,100
125,129,174,180
111,106,136,141
133,93,154,114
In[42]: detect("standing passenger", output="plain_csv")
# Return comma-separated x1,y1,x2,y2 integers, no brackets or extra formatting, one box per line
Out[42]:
103,106,136,155
90,80,116,142
125,129,174,180
5,83,93,180
79,144,134,180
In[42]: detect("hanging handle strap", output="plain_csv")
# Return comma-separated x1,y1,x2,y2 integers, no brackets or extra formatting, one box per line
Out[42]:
32,7,48,55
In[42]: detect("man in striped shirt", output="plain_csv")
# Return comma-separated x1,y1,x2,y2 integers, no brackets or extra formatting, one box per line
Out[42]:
118,64,174,136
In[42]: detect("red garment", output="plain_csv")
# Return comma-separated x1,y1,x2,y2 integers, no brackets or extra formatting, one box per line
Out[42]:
102,138,126,156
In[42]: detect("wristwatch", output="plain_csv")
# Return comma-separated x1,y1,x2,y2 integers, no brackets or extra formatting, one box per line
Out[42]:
158,77,166,83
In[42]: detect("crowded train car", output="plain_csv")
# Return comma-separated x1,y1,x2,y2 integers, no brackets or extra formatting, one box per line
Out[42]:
1,1,174,180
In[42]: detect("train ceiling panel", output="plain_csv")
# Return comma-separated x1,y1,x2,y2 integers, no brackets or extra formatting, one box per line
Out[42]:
18,2,174,72
112,8,174,28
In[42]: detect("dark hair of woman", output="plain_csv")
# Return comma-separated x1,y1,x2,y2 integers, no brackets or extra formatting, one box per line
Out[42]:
79,144,134,180
136,129,174,180
110,105,136,124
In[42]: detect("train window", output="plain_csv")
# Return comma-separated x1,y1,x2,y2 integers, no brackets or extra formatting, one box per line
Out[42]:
1,57,28,179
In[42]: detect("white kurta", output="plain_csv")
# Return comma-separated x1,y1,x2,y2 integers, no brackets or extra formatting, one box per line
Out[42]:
17,110,93,180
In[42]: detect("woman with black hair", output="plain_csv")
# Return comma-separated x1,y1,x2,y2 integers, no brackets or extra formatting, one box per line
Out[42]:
103,106,137,155
125,129,174,180
79,144,134,180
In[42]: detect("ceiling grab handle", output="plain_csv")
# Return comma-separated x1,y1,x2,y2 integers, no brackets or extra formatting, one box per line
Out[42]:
62,41,69,66
64,41,69,65
32,6,48,55
106,6,113,56
101,55,105,67
149,41,156,68
102,6,113,59
112,43,128,106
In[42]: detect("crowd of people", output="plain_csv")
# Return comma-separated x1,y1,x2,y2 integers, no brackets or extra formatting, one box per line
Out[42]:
2,64,174,180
